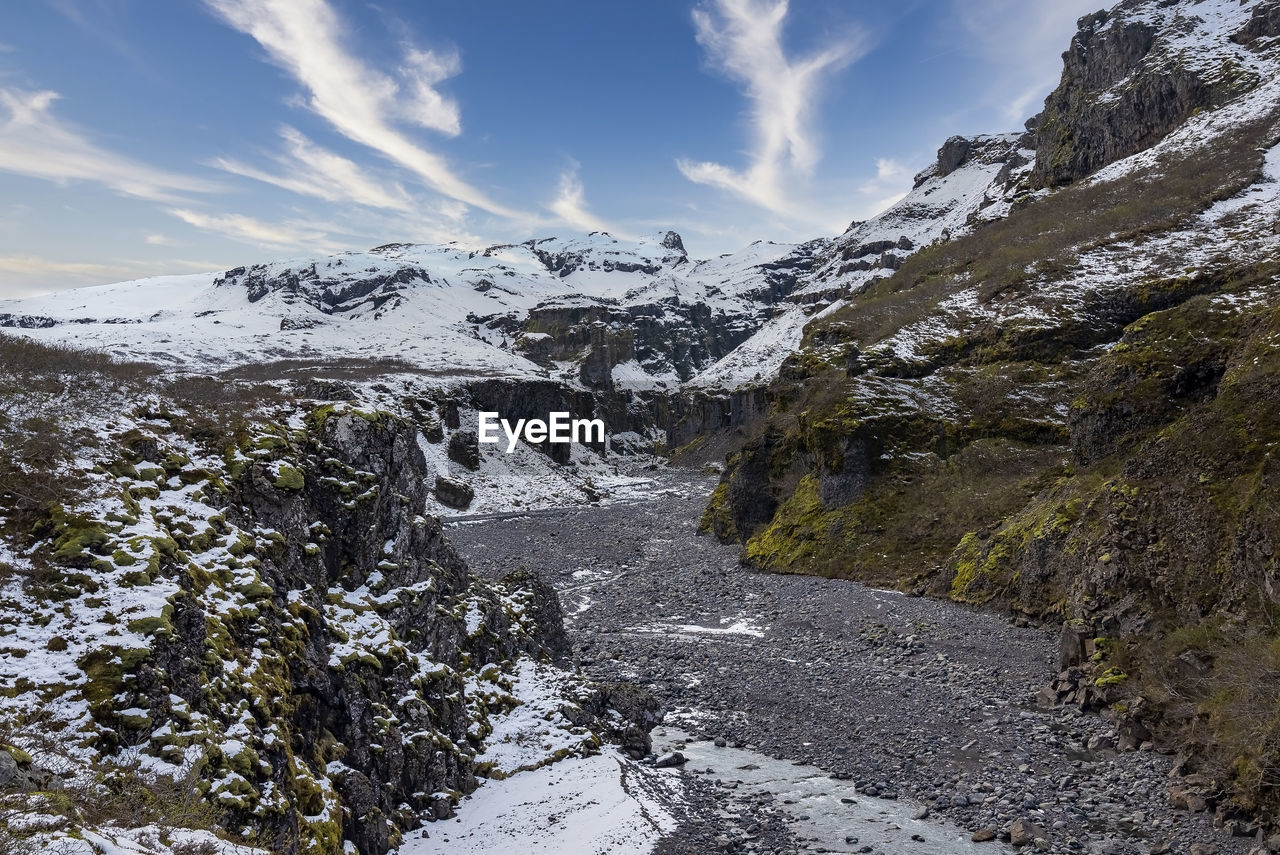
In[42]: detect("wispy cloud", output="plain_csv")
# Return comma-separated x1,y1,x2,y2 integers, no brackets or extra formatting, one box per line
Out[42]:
548,165,623,236
677,0,865,219
212,126,415,212
856,157,911,215
167,207,332,251
0,88,219,202
205,0,518,218
951,0,1098,126
0,255,137,279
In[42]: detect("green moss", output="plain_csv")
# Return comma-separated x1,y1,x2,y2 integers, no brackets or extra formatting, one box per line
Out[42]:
698,482,739,540
1094,668,1128,689
3,744,33,765
308,403,339,431
48,511,112,563
252,434,289,452
127,605,174,638
239,579,275,601
742,475,830,573
274,465,305,491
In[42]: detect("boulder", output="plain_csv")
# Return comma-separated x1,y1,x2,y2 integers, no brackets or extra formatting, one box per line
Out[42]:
447,429,481,470
434,474,475,509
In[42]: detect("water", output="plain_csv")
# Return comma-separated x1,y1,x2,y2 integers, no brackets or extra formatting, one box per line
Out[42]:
655,728,1012,854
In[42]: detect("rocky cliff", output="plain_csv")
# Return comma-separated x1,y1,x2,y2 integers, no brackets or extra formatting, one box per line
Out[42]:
702,0,1280,826
0,347,654,854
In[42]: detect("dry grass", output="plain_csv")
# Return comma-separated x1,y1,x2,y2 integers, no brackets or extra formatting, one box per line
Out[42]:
0,715,221,850
808,113,1280,349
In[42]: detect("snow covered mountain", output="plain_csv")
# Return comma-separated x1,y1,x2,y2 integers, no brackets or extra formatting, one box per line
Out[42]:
0,231,827,392
0,122,1031,395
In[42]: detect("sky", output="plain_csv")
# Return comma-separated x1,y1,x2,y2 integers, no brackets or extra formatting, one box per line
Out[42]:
0,0,1100,298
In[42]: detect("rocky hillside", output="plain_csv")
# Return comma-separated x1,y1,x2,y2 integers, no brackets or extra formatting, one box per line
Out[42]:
703,0,1280,828
0,339,656,854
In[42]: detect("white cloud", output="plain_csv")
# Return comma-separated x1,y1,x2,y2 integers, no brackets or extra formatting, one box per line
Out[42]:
0,88,219,202
212,126,415,211
677,0,865,219
399,47,463,135
167,207,332,250
548,166,623,236
0,255,136,279
853,156,911,215
205,0,518,217
144,233,176,246
863,157,909,189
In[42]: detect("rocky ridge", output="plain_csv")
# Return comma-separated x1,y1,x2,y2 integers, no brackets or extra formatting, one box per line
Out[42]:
0,353,656,855
702,0,1280,834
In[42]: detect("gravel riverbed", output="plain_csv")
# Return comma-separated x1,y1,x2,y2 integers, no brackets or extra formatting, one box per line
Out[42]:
446,470,1255,855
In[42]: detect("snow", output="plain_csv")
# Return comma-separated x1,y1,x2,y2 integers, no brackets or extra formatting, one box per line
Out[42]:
23,825,268,855
397,657,678,855
632,615,769,639
0,231,809,393
473,660,595,774
396,752,676,855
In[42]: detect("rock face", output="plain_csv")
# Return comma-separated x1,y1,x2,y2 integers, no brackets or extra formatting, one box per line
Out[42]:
1031,2,1263,187
162,412,551,853
699,0,1280,827
0,400,662,855
936,135,973,177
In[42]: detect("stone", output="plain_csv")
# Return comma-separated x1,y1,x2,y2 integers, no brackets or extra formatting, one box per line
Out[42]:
1169,785,1208,813
0,750,17,788
1009,818,1044,847
447,429,481,470
430,794,453,821
654,751,686,769
434,474,474,509
937,135,973,176
972,828,997,842
1058,622,1092,670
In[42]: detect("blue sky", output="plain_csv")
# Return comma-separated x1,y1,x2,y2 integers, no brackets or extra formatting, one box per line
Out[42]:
0,0,1098,297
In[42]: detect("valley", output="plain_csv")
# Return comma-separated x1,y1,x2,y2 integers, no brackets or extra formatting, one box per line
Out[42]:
442,472,1255,855
3,0,1280,852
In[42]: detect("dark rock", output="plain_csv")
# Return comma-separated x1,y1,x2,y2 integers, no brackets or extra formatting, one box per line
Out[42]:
937,135,973,177
447,429,481,470
654,751,686,768
434,474,475,509
1030,6,1239,186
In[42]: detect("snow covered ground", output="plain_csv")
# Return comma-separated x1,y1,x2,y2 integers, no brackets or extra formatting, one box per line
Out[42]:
401,659,678,855
399,754,676,855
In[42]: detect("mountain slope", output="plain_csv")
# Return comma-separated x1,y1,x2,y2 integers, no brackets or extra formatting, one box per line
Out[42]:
702,0,1280,826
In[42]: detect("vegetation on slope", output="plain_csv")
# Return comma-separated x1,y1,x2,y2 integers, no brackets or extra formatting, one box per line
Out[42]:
702,96,1280,822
